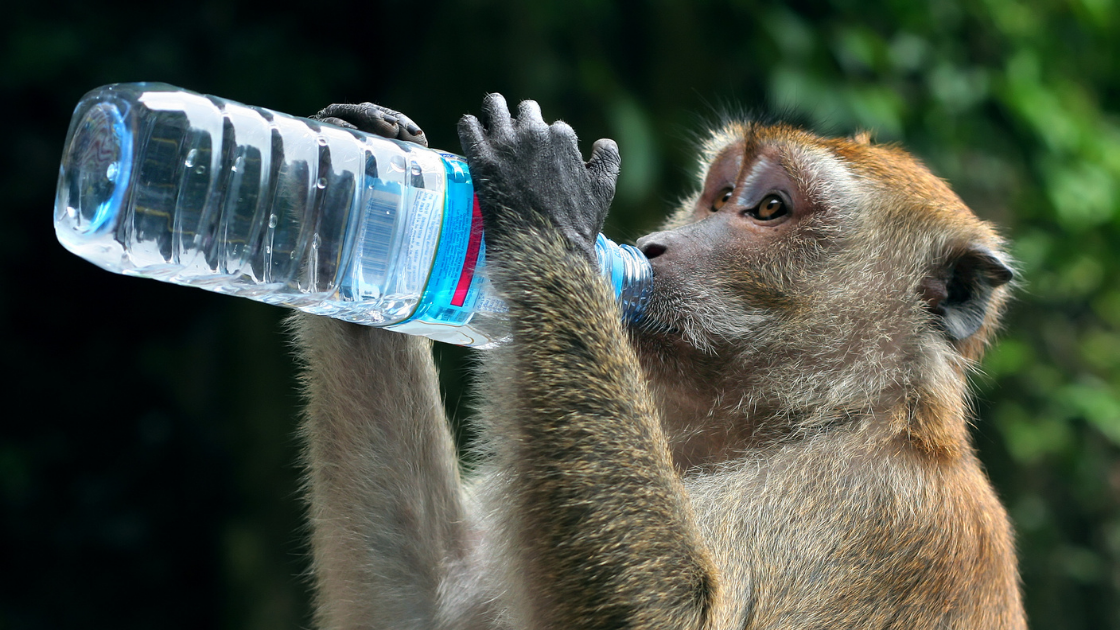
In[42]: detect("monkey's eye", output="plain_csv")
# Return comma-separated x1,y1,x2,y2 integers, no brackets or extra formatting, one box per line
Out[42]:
748,194,790,221
711,187,734,212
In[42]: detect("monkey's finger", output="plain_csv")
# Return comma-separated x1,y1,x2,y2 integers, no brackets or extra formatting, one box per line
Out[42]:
587,138,621,197
315,103,400,139
312,103,358,121
391,111,428,147
548,121,584,164
457,114,494,161
316,116,358,131
516,100,547,134
481,93,513,139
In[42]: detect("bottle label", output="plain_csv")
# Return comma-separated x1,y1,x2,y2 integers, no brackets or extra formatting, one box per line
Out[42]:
398,187,442,292
421,192,485,322
387,154,506,346
449,194,484,307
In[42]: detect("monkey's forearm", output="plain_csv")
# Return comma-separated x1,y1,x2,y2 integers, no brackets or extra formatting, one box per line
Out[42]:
292,315,466,629
487,230,719,630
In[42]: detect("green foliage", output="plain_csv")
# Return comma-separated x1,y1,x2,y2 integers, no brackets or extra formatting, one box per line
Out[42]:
2,0,1118,627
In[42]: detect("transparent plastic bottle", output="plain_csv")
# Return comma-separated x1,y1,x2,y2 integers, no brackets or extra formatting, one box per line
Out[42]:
54,83,652,348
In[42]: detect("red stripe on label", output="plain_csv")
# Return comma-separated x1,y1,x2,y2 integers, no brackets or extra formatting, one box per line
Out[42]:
451,194,484,307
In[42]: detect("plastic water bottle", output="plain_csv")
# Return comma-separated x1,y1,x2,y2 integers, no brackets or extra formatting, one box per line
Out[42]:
54,83,652,348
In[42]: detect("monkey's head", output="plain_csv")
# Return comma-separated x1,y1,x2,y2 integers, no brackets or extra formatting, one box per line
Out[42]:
634,122,1014,451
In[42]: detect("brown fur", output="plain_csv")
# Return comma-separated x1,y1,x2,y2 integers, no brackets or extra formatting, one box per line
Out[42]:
292,120,1025,629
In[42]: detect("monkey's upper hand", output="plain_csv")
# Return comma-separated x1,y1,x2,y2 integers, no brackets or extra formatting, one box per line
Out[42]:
457,93,620,266
311,102,428,147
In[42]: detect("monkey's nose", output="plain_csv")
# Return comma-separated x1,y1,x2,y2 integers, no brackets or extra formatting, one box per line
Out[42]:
636,233,669,260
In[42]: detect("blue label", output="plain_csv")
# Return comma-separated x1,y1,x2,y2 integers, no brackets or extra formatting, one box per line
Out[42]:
402,154,489,326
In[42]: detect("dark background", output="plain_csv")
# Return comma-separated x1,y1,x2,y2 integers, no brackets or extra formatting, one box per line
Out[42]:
3,0,1119,628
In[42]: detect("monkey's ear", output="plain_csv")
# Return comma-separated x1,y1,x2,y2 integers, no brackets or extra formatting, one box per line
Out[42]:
921,246,1015,341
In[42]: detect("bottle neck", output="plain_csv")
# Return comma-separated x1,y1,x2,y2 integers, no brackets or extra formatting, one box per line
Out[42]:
595,234,653,323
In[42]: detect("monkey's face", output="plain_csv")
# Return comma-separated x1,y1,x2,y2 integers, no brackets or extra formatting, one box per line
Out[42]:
635,124,840,356
633,122,1013,417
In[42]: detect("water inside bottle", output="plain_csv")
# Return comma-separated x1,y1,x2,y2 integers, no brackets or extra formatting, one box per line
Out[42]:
54,85,457,326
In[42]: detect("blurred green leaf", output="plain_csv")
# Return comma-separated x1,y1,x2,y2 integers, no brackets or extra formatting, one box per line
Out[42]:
1058,383,1120,444
997,401,1074,463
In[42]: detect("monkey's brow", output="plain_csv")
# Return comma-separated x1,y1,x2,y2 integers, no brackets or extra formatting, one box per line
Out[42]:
739,123,772,167
740,121,759,148
738,154,775,193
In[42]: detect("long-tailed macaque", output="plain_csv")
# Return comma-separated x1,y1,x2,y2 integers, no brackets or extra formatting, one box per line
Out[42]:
293,95,1025,629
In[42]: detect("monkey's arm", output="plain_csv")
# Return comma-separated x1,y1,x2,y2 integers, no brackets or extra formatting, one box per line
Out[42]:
293,318,467,629
459,95,720,630
293,104,467,630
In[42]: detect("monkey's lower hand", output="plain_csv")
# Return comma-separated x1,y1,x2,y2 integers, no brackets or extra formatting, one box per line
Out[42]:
312,102,428,147
458,93,621,266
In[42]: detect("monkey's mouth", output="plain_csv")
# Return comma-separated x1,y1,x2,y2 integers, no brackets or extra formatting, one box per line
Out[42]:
628,302,684,339
631,318,677,340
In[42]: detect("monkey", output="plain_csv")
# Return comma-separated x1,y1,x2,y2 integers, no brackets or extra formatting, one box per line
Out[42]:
292,94,1025,629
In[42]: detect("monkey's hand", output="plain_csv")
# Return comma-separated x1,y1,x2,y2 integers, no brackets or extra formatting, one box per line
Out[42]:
458,93,621,266
312,102,428,147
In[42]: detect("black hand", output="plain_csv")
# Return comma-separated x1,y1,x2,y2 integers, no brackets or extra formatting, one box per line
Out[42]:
312,102,428,147
457,94,620,265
